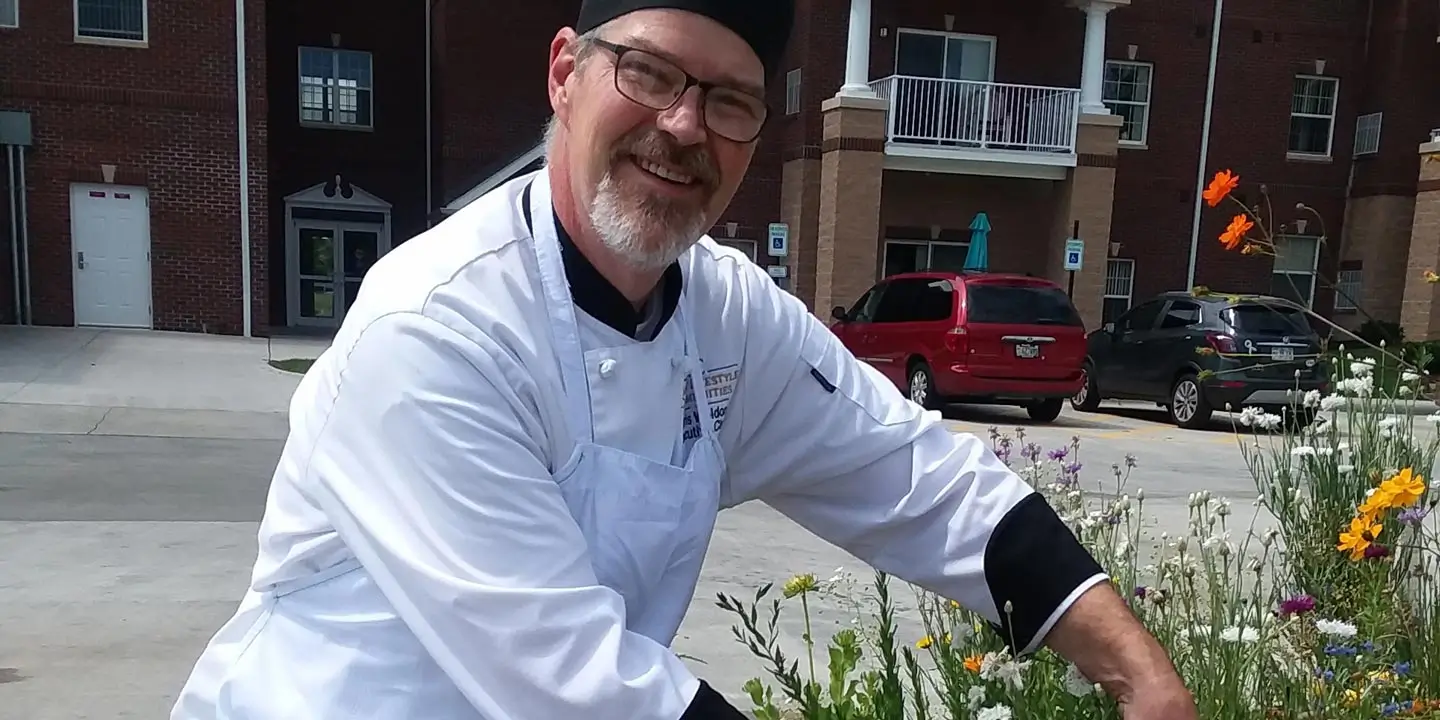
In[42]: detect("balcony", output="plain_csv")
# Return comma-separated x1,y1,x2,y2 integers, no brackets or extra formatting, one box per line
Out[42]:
869,76,1081,180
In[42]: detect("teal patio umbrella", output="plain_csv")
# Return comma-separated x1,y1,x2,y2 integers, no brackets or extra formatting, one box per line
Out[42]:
964,212,991,271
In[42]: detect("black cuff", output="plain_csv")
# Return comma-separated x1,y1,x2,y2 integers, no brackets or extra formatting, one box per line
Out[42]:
680,680,747,720
983,493,1106,652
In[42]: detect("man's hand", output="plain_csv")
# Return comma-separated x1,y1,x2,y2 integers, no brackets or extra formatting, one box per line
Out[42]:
1042,583,1198,719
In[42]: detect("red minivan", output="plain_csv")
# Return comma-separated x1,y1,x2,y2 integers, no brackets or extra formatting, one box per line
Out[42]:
829,271,1088,422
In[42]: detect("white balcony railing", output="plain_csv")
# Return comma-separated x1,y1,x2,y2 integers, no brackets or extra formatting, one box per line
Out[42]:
869,76,1081,155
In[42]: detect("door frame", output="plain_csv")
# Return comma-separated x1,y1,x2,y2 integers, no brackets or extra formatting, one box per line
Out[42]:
69,182,154,329
283,178,392,329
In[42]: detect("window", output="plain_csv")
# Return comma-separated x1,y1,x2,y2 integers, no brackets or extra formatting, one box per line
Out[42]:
1,0,17,28
883,240,971,277
299,47,375,129
894,30,995,83
717,239,758,263
1224,304,1312,337
1334,267,1363,310
1160,300,1201,329
1289,75,1338,156
1353,112,1382,157
1102,258,1134,324
1269,235,1321,307
915,279,956,321
75,0,145,42
785,69,802,116
965,283,1083,326
1103,61,1152,145
873,279,927,323
846,283,887,322
1116,300,1163,333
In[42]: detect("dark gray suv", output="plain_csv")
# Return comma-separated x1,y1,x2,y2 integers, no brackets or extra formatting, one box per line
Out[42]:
1070,291,1329,428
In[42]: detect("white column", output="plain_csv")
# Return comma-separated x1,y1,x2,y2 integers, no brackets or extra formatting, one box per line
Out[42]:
1078,1,1114,115
837,0,875,97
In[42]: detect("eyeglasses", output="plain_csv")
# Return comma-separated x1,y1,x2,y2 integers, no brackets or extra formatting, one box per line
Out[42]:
589,38,770,144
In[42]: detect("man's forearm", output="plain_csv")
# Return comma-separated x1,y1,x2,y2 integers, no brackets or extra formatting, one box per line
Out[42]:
1042,582,1187,702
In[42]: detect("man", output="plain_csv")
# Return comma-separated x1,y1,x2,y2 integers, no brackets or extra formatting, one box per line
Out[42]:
172,1,1197,718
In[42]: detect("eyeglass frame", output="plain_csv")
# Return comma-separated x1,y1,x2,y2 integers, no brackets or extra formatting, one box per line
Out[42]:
586,37,772,144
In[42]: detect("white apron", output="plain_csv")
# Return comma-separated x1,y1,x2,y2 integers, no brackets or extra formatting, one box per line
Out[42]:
170,174,726,718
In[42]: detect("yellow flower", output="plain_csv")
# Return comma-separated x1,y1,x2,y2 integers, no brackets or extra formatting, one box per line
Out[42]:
1338,515,1382,561
916,635,934,649
782,573,818,599
1426,270,1440,284
1343,689,1360,706
1357,487,1395,520
1379,468,1426,509
949,599,961,610
963,654,984,673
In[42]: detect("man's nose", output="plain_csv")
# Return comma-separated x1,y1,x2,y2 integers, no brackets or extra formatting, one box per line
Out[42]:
654,87,708,146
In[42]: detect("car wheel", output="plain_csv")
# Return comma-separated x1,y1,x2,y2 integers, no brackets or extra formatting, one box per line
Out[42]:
1071,362,1102,412
1027,398,1064,423
1167,373,1213,429
908,361,941,411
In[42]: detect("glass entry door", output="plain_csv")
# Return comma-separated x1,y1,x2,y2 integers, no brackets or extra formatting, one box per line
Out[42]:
293,222,387,327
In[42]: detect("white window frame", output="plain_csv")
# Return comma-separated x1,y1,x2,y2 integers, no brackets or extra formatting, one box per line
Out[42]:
785,68,802,116
1288,75,1339,159
881,239,972,278
1102,60,1152,146
1353,112,1382,157
892,28,997,83
1103,258,1135,313
1271,234,1322,308
74,0,147,45
1334,267,1362,311
298,46,376,131
717,239,759,263
0,0,18,29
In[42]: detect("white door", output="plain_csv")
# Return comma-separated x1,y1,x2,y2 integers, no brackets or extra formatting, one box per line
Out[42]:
70,184,153,328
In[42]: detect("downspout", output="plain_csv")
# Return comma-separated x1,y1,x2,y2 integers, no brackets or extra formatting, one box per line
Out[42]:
425,0,434,226
1184,0,1224,291
8,146,19,324
235,0,252,337
17,146,29,325
1336,0,1377,268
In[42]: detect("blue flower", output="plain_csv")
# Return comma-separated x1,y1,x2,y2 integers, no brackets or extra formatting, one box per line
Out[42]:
1325,644,1358,657
1394,661,1412,676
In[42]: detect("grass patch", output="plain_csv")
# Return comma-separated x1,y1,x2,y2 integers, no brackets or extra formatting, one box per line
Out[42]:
268,358,315,374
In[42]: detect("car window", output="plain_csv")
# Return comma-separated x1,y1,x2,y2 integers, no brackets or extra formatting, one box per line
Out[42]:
873,279,925,323
1117,301,1163,333
965,283,1083,326
849,284,887,322
1159,300,1201,329
914,279,955,322
1223,303,1313,337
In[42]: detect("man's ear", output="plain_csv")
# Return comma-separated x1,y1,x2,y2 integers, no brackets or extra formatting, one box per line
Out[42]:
547,29,580,124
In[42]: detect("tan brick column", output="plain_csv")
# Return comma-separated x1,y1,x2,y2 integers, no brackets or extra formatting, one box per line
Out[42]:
814,94,888,317
781,155,822,310
1048,113,1121,330
1399,140,1440,340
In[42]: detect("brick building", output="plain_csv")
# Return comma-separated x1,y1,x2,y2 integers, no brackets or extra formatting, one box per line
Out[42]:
3,0,1440,338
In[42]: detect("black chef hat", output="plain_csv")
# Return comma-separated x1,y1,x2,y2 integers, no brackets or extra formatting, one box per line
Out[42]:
576,0,794,80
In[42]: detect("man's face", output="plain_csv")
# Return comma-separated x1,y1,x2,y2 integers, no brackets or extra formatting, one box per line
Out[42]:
548,10,767,271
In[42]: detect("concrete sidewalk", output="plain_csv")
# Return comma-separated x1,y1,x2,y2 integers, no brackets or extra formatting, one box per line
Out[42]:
0,326,331,439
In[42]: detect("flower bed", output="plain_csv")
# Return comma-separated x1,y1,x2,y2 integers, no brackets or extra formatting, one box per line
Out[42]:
717,172,1440,719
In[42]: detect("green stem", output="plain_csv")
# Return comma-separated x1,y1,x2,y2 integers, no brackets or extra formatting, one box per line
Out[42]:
801,592,816,688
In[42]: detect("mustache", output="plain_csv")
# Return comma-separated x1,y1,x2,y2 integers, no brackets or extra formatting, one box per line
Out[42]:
611,129,719,188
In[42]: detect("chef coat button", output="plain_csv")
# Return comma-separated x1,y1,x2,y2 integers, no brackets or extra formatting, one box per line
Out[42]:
598,359,617,378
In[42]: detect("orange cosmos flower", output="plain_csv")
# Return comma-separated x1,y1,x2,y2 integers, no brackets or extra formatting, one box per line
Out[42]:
1204,170,1240,207
1219,214,1253,251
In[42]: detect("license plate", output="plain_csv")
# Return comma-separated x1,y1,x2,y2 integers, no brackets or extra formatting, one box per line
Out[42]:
1271,346,1295,362
1015,343,1040,359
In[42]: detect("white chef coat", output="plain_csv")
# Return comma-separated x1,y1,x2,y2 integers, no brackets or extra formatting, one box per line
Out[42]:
170,168,1107,719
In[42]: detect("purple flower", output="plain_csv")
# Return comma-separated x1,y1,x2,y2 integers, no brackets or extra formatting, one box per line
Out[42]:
1365,543,1392,560
1133,586,1148,598
1398,507,1428,526
1047,447,1069,461
1278,594,1316,617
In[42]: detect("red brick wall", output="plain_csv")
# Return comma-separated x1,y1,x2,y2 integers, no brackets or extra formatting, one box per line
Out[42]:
0,0,268,335
880,171,1058,278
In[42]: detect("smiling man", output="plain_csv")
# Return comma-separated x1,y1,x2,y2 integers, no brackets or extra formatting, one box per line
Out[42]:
170,1,1196,718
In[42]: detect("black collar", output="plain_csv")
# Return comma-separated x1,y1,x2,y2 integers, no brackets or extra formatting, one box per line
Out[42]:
521,182,682,340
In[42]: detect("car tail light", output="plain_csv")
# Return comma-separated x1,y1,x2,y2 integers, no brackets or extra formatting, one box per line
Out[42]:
1206,332,1238,354
945,326,968,355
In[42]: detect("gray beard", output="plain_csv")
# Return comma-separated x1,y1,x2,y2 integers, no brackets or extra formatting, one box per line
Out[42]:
588,168,708,272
